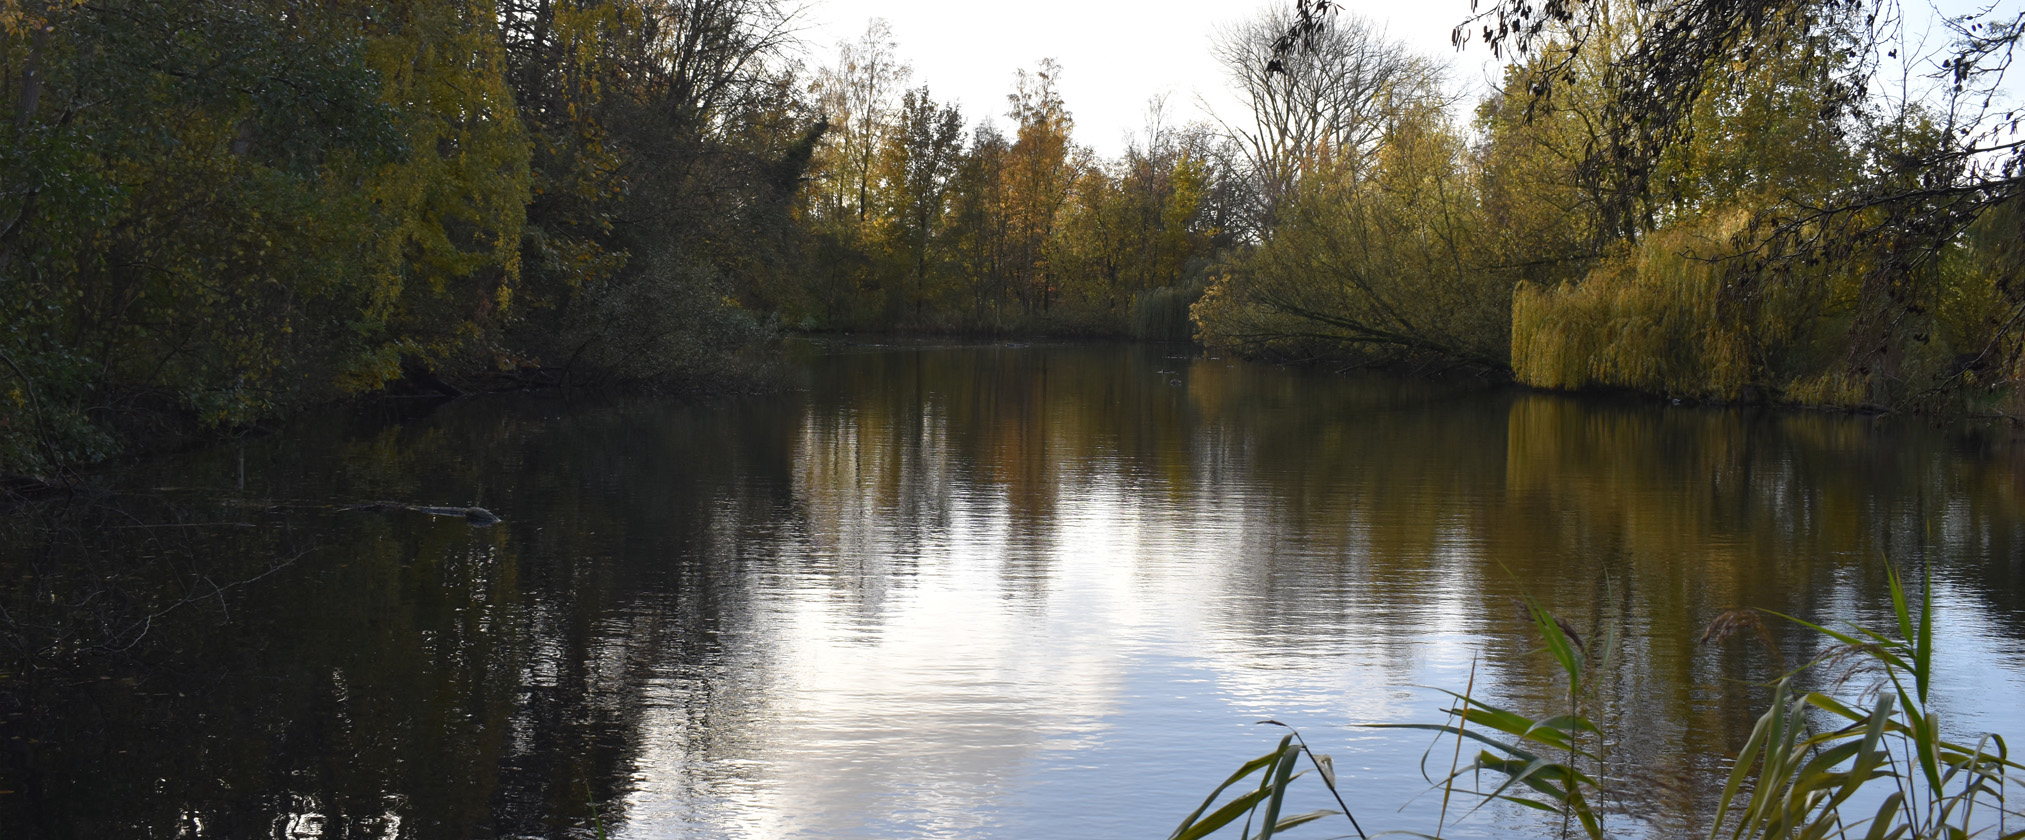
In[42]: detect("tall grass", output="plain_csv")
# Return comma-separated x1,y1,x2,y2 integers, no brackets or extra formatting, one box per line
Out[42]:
1178,567,2024,838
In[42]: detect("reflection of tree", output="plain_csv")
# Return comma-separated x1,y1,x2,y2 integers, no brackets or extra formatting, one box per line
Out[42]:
782,342,2025,836
7,342,2025,838
0,391,804,838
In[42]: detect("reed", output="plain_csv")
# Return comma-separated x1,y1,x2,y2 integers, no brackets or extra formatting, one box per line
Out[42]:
1710,568,2023,840
1166,725,1363,840
1177,567,2024,838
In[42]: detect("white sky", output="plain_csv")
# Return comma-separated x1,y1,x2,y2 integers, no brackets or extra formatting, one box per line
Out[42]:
787,0,1496,157
787,0,2021,159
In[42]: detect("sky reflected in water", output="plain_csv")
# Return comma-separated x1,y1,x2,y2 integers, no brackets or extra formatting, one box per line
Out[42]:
4,339,2023,839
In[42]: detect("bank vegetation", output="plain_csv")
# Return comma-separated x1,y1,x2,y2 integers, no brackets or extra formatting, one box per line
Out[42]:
3,0,2023,477
1193,0,2025,420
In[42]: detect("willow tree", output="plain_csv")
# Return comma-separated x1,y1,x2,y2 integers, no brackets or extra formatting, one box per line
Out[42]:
1457,0,2025,408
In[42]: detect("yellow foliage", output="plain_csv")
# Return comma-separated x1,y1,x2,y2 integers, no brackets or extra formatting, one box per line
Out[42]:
1512,204,1863,402
348,0,530,386
0,0,82,35
1514,211,1758,398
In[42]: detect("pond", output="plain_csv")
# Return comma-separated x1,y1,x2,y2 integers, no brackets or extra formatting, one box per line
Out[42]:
4,339,2023,839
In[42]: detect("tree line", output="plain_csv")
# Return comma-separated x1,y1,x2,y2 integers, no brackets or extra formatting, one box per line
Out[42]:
4,0,2023,475
0,0,810,474
770,25,1239,337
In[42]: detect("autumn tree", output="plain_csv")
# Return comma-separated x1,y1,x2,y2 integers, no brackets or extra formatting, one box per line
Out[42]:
1001,59,1082,315
1450,0,2025,407
945,122,1016,323
1044,99,1218,332
0,0,818,473
497,0,811,383
876,87,965,323
1194,94,1505,367
812,19,912,226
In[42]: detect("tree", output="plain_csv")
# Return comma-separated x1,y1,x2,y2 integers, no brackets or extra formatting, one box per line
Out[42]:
499,0,810,382
1213,8,1443,235
0,0,526,471
0,0,819,472
877,87,965,322
810,18,912,226
946,122,1015,324
1001,59,1081,315
1452,0,2025,407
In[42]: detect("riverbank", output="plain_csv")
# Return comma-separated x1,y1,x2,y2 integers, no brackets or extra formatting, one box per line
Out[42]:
15,324,2021,499
0,347,786,494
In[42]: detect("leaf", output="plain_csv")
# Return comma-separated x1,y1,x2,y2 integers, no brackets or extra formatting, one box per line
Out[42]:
1710,679,1785,840
1257,735,1304,840
1169,742,1289,840
1247,809,1341,839
1174,785,1280,840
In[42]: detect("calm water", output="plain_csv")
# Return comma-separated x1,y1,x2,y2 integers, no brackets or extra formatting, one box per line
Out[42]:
4,339,2024,839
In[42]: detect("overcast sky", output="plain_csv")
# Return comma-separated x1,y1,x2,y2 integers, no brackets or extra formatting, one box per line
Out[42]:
788,0,1494,157
787,0,2020,159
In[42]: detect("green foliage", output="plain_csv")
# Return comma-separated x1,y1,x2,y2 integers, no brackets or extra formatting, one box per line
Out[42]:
775,34,1228,335
1192,103,1510,370
497,0,805,385
0,0,807,473
1365,597,1617,839
1711,569,2025,840
1132,281,1208,342
1184,0,2025,412
1511,208,1817,400
0,0,528,472
1931,200,2025,415
1493,0,2025,411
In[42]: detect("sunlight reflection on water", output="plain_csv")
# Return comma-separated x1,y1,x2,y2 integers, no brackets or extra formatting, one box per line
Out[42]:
12,340,2025,840
612,375,1498,838
592,341,2025,840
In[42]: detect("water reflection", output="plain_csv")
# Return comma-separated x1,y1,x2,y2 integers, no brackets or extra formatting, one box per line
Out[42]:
3,340,2022,839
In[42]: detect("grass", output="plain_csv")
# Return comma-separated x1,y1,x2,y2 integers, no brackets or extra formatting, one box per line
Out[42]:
1178,567,2025,839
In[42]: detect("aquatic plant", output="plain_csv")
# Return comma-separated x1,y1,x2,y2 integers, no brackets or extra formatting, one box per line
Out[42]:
1166,725,1365,840
1178,567,2024,838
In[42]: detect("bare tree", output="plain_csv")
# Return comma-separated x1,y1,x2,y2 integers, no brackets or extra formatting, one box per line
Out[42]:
1211,8,1444,235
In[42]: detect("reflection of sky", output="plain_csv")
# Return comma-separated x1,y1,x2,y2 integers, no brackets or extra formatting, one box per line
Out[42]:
1901,578,2025,747
616,407,1517,840
602,346,2025,840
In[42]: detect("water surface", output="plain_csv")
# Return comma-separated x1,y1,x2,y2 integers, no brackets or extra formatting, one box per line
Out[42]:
4,339,2023,839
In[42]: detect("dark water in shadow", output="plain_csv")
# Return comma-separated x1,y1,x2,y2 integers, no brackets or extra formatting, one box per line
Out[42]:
4,339,2023,839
